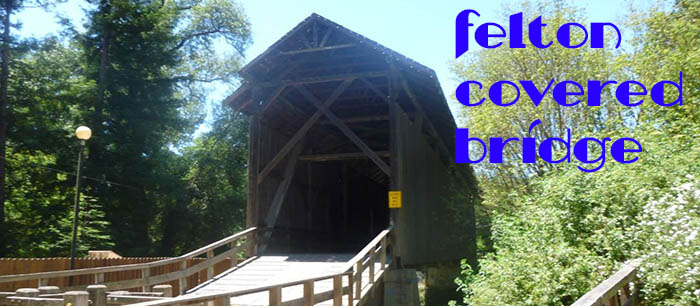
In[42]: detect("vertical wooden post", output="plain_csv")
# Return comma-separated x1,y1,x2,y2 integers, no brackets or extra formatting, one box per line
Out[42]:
355,262,362,300
347,274,353,306
303,281,314,306
380,237,387,270
369,248,375,283
206,250,215,280
63,291,89,306
229,242,238,267
153,285,173,297
179,261,188,295
214,295,230,306
332,276,342,306
607,294,619,306
95,273,104,284
87,285,107,306
619,283,631,305
388,68,402,264
246,115,260,257
38,286,60,295
38,279,49,287
141,268,150,292
15,288,39,297
268,286,282,306
342,164,349,236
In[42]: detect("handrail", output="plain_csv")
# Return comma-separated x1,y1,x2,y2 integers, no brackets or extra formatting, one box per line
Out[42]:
127,226,393,306
0,227,257,292
342,225,392,272
571,259,642,306
129,271,353,306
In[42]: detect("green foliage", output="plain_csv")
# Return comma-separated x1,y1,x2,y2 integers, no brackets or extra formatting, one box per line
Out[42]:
453,129,699,306
451,0,700,305
2,0,252,257
451,1,626,202
631,177,700,305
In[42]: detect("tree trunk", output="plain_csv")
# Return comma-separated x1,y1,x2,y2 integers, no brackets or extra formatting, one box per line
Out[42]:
87,0,110,194
0,0,13,257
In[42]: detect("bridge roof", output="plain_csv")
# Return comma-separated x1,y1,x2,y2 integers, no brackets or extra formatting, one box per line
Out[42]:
224,13,458,155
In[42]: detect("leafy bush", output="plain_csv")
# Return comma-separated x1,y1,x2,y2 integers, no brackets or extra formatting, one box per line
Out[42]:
452,129,699,306
631,177,700,305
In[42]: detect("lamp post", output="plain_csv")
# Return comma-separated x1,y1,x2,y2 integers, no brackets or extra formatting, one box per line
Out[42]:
69,126,91,285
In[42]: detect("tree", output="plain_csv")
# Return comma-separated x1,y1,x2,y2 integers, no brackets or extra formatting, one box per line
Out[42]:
450,1,625,211
451,1,700,305
77,0,250,255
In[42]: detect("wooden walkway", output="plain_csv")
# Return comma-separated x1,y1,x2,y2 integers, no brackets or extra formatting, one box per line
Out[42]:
186,254,383,306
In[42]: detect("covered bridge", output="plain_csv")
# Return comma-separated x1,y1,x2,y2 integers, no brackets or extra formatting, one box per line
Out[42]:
225,13,478,268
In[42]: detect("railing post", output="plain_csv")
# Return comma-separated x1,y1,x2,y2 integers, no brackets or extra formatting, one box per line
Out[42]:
355,261,362,300
268,286,282,306
95,273,104,284
380,237,387,270
214,295,230,306
607,295,619,306
153,284,173,297
303,280,314,306
179,260,188,295
141,268,151,292
206,250,215,281
38,278,49,287
229,242,238,267
347,274,353,306
332,276,342,306
38,286,60,295
63,291,89,306
87,284,107,306
369,248,375,283
16,288,39,297
619,283,629,304
246,231,258,257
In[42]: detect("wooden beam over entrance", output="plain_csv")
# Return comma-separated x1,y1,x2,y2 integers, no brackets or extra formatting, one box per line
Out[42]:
295,85,391,176
257,79,355,184
299,151,390,162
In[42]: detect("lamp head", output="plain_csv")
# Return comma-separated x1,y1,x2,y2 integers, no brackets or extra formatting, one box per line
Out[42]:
75,126,92,141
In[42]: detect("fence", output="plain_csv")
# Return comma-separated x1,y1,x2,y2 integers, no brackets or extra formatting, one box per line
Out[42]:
0,257,232,293
571,259,641,306
0,228,255,296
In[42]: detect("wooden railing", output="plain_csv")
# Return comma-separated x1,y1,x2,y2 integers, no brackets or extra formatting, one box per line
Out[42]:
129,271,353,306
342,226,392,302
572,259,642,306
0,227,257,295
129,226,393,306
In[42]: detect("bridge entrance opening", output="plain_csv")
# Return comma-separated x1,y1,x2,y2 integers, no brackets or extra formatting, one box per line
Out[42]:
260,119,392,254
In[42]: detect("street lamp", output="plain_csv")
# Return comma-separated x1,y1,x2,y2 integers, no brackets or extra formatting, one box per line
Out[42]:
69,126,91,285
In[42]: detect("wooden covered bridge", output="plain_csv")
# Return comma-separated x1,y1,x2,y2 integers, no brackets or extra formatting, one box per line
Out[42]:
0,14,482,306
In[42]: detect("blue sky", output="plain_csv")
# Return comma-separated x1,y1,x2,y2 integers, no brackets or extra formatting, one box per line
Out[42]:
16,0,631,132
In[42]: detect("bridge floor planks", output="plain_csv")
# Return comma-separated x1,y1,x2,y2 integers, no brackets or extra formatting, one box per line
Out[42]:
186,253,383,306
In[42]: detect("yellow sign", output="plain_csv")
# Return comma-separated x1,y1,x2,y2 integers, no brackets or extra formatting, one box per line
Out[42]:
388,191,402,208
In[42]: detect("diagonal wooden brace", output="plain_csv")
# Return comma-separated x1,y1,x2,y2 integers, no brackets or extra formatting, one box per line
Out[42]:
294,85,391,176
257,78,355,184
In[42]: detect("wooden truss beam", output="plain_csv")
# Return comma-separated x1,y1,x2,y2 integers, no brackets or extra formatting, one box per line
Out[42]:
278,43,355,56
295,85,391,176
257,79,355,184
259,143,303,254
299,151,390,162
256,70,387,87
319,115,389,124
398,72,450,160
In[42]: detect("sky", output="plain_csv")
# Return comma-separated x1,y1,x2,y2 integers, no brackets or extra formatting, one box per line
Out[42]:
15,0,631,133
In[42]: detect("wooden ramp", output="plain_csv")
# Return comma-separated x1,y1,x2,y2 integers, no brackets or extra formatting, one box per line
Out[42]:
185,254,384,306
